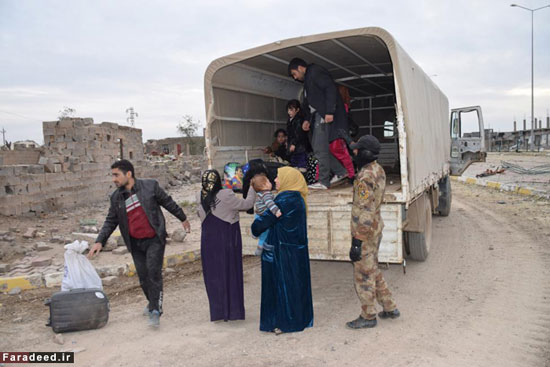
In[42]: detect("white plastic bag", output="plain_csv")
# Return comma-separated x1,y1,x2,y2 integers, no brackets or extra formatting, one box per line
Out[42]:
61,240,103,291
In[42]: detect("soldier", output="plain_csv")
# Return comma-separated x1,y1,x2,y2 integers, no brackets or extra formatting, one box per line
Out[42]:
347,135,400,329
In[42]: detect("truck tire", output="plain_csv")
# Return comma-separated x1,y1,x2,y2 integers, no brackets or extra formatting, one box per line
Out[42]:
436,176,452,217
406,197,433,261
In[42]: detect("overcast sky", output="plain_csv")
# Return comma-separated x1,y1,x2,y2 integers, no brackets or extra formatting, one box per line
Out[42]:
1,0,549,144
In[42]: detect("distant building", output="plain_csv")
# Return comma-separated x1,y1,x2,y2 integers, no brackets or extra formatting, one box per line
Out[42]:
145,137,205,156
13,140,40,150
478,127,550,152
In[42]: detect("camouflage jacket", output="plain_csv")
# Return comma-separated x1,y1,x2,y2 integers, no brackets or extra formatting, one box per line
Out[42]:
351,161,385,242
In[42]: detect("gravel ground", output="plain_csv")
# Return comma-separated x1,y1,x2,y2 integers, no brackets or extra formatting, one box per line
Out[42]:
1,181,549,366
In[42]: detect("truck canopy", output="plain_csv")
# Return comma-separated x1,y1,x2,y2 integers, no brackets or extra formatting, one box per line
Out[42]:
204,27,450,201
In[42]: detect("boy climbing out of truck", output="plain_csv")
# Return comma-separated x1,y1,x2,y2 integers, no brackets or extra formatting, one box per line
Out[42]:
250,174,282,256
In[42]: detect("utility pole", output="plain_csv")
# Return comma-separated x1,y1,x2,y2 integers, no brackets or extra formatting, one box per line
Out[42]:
126,107,139,127
511,3,550,151
1,127,6,146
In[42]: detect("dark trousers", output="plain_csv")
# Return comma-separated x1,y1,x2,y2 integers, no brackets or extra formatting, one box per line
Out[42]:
130,236,166,314
311,113,346,186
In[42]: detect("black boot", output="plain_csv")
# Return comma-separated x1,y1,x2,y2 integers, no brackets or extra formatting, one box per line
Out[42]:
378,309,400,319
346,316,377,329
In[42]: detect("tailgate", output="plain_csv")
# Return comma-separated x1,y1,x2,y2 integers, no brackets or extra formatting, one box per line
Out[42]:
240,203,403,263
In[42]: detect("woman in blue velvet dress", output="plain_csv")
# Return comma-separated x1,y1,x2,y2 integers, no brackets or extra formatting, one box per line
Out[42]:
251,167,313,333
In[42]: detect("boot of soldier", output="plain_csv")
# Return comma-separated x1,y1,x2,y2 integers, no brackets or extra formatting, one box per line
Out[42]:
346,315,377,329
378,309,400,319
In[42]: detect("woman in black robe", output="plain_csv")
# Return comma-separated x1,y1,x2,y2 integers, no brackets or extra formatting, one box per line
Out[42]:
197,170,256,321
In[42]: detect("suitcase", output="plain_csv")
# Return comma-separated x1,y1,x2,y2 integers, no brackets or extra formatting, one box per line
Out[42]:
45,288,110,333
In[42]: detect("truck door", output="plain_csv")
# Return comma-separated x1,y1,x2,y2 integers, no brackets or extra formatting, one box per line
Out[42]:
450,106,486,175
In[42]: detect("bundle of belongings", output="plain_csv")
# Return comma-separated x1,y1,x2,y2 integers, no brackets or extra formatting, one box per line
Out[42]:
45,240,109,333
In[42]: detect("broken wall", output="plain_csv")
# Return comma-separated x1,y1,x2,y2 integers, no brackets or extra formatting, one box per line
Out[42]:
0,148,41,166
42,118,144,167
0,118,175,216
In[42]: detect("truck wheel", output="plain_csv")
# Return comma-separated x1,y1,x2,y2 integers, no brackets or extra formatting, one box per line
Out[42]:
406,198,433,261
436,176,452,217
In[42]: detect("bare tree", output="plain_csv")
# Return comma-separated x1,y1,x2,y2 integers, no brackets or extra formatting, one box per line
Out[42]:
177,115,201,155
177,115,199,138
58,106,76,119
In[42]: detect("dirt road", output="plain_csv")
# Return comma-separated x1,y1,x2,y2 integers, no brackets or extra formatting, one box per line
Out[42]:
1,182,549,366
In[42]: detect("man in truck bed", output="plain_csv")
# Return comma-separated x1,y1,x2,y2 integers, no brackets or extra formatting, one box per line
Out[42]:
287,57,348,190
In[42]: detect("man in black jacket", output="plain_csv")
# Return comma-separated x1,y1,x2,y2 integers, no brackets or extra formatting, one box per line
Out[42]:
288,57,348,189
88,160,190,327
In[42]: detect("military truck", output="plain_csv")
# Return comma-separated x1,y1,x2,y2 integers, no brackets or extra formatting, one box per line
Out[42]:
203,27,485,266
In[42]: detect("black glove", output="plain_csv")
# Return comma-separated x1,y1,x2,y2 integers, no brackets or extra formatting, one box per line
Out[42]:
349,238,363,262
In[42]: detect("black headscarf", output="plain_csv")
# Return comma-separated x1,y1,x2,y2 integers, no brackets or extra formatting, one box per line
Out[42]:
200,170,222,214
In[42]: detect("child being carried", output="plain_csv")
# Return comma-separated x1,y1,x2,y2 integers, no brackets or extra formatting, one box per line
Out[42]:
250,174,282,256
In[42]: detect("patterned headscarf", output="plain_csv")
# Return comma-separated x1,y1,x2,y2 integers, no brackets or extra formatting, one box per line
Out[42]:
201,169,222,214
277,166,308,212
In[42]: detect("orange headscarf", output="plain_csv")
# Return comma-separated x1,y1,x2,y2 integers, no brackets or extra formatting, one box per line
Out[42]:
277,166,308,212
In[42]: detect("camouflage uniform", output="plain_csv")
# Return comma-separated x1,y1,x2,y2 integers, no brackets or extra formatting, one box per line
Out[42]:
351,161,397,320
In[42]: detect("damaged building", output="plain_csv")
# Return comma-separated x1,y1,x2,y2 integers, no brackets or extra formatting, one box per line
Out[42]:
144,137,205,156
0,118,203,216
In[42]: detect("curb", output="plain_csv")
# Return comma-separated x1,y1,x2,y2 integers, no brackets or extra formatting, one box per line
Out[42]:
451,176,550,199
0,249,201,293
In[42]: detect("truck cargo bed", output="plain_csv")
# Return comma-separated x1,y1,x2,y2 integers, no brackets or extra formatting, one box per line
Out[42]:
240,174,404,263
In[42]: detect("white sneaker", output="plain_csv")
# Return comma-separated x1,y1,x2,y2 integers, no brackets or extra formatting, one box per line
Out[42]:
308,182,328,190
330,175,348,185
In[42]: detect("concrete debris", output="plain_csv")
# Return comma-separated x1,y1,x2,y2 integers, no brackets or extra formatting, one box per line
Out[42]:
50,236,66,244
53,334,65,345
79,219,98,227
112,247,128,255
23,228,38,239
8,287,22,295
103,238,118,252
0,263,10,273
0,232,15,242
31,256,52,267
35,242,53,251
170,229,187,243
476,167,505,178
80,226,98,234
116,236,125,247
101,276,117,286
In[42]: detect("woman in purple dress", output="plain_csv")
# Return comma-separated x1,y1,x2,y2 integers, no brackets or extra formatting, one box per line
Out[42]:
197,169,256,321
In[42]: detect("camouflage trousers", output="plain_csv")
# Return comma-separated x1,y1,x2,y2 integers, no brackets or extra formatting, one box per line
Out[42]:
353,235,397,320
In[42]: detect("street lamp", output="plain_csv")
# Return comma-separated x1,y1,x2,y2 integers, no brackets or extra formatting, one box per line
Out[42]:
510,3,550,151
